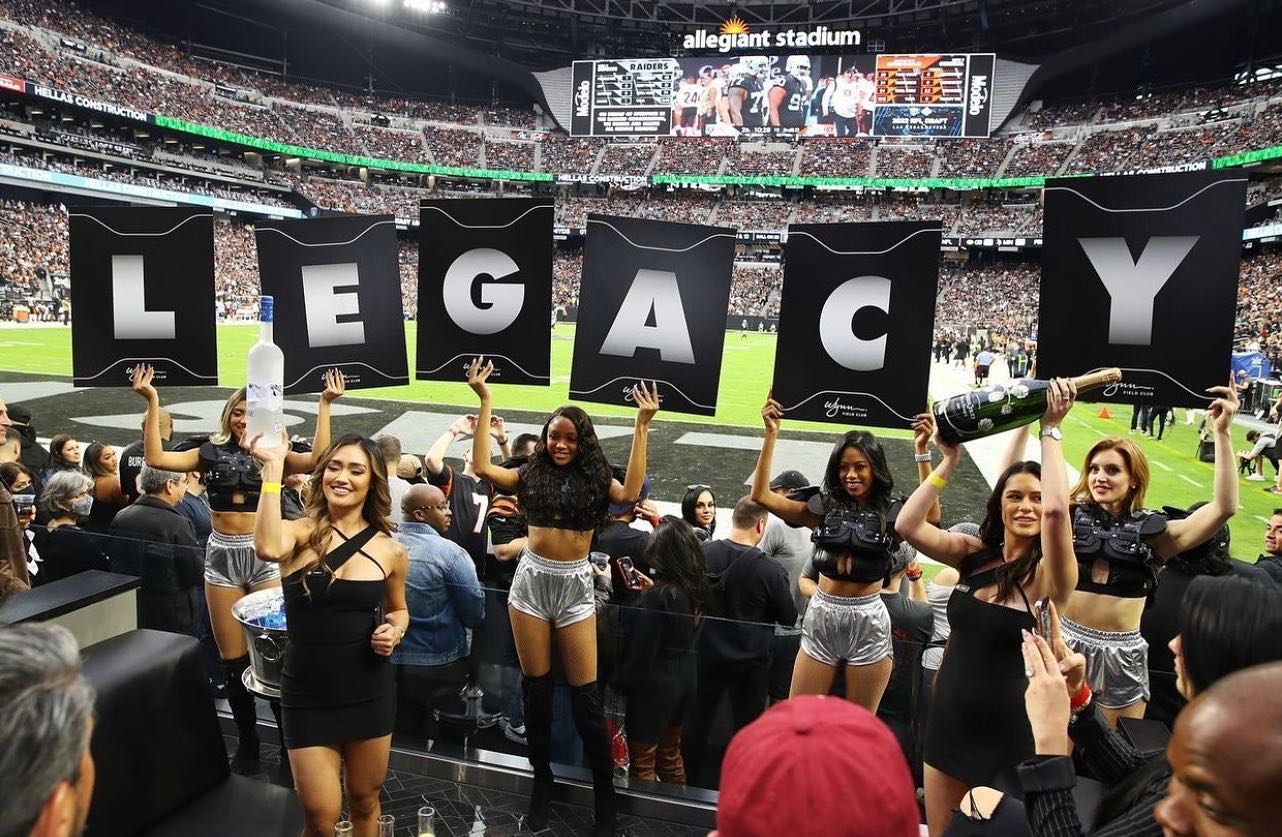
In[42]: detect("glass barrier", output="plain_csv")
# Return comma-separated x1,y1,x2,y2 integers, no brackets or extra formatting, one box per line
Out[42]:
5,525,1185,804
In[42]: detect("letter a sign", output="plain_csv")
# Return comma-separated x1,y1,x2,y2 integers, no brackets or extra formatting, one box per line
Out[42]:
68,206,217,387
772,221,941,427
416,198,553,385
570,215,736,416
1038,170,1247,406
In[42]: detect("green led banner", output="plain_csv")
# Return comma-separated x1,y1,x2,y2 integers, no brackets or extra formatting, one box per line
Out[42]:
153,114,552,182
1213,145,1282,168
651,173,1049,189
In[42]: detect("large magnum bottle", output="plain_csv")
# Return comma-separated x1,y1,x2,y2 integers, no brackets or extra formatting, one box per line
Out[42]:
246,295,285,447
933,368,1122,446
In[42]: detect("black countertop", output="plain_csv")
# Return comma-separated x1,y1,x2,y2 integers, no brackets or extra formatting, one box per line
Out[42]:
0,570,141,625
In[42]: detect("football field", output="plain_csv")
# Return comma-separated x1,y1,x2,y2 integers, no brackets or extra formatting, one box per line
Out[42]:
0,322,1275,563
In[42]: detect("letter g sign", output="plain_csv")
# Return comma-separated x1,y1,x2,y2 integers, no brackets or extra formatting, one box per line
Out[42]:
443,248,524,335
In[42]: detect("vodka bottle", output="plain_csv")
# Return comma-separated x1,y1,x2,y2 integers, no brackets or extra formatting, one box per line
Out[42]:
933,368,1122,446
246,295,285,447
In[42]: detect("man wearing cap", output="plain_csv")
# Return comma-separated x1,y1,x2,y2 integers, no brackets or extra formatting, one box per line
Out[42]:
5,402,50,482
757,469,813,705
712,695,920,836
592,465,660,606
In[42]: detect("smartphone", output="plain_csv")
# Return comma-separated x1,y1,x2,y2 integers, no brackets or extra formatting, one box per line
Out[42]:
1037,599,1054,640
616,556,641,589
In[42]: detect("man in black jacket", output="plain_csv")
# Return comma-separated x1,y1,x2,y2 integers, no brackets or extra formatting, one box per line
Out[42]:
6,402,49,484
684,497,797,787
108,465,203,635
1257,509,1282,584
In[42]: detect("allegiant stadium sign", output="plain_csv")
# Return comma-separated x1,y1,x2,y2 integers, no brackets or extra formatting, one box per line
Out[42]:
682,20,861,53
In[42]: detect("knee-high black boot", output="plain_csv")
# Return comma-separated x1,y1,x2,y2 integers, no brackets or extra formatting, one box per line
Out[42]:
222,655,260,767
522,673,555,831
570,681,617,836
268,699,293,787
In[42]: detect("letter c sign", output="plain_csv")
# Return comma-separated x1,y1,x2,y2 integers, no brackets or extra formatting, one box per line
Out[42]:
819,275,891,372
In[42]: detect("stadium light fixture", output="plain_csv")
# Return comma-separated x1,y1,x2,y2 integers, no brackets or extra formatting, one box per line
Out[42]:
404,0,447,12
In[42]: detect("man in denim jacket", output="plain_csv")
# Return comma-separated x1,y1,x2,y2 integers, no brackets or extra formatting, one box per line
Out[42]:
392,482,486,745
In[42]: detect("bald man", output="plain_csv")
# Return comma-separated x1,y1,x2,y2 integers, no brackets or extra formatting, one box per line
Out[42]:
391,483,486,745
1156,662,1282,835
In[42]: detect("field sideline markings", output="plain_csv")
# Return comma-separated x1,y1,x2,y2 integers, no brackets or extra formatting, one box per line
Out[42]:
1150,459,1174,472
1177,474,1201,486
1255,515,1272,524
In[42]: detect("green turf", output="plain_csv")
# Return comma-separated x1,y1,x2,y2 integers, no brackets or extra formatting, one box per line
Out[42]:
2,323,1274,561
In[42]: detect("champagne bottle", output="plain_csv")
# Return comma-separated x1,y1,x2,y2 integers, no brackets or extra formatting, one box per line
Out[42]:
933,368,1122,446
246,295,285,447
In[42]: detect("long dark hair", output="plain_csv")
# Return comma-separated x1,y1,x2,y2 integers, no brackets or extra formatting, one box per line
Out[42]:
82,442,113,479
47,434,79,472
1164,501,1232,577
299,435,393,595
644,519,710,617
1093,575,1282,830
961,460,1042,604
821,430,893,512
680,486,716,538
518,405,611,527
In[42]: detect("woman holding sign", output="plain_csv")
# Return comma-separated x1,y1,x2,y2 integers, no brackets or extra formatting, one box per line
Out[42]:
129,365,344,769
897,378,1078,836
999,380,1241,725
465,357,659,837
750,398,934,713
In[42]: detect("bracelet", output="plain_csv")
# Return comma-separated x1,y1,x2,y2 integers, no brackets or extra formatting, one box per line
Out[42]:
261,481,282,495
914,452,932,463
1069,683,1093,713
905,568,923,581
926,472,948,490
495,437,509,445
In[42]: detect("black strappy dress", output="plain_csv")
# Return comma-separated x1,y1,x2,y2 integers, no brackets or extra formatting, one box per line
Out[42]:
280,527,395,749
924,561,1037,787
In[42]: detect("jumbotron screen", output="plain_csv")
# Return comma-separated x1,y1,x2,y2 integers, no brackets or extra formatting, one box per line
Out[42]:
569,53,995,139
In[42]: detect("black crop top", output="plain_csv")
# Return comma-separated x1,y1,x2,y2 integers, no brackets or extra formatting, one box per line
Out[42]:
808,493,902,584
199,441,263,512
518,464,609,532
1071,503,1168,598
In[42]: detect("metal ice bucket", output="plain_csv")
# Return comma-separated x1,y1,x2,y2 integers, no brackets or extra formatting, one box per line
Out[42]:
231,588,287,691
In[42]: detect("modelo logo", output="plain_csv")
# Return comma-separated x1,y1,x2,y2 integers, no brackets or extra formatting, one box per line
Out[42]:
968,75,989,116
574,80,591,118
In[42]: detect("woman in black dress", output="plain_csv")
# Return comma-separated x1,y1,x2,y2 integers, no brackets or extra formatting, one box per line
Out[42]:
253,433,408,837
896,379,1078,836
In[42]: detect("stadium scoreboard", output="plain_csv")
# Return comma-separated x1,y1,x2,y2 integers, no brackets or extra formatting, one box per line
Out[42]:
570,53,994,139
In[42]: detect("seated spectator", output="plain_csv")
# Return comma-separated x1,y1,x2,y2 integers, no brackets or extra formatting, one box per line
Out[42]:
1255,509,1282,583
615,519,707,784
0,623,96,837
32,471,107,586
1,462,39,582
106,466,203,635
392,483,485,746
713,694,920,837
42,434,82,483
81,442,125,533
1154,662,1282,834
5,402,50,482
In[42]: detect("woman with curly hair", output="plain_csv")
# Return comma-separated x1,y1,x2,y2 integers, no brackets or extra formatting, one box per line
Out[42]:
81,442,126,533
615,518,709,784
253,432,408,837
465,357,659,836
130,364,343,767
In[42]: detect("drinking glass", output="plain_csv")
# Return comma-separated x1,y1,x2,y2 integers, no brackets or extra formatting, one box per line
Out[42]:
418,805,436,837
377,813,395,837
333,822,354,837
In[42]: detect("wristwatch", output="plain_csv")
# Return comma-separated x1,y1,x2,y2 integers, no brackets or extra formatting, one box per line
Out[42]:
1040,426,1063,442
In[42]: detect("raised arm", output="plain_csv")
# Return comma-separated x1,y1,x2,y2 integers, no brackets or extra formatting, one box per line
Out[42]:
251,431,307,563
466,359,520,492
1155,380,1239,559
129,365,200,472
1035,378,1078,609
609,382,659,505
895,434,981,568
490,416,513,462
998,424,1033,472
913,410,942,526
425,415,474,478
287,368,344,474
749,397,815,526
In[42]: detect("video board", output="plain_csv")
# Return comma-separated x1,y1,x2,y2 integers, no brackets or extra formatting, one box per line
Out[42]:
569,53,994,139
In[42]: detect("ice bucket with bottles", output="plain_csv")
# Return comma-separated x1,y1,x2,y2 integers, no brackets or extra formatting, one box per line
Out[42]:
231,588,287,696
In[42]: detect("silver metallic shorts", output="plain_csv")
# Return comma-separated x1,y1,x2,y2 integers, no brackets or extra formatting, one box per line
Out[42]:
508,548,594,628
205,530,280,589
1061,617,1150,709
799,589,893,668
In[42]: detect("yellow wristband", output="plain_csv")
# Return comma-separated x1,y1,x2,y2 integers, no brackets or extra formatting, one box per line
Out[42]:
926,472,948,491
261,481,282,495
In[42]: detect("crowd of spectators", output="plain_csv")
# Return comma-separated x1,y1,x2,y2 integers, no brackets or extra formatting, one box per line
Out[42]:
935,138,1011,178
1003,141,1075,177
596,144,658,176
715,199,795,230
423,127,483,168
724,144,799,177
539,135,602,173
934,260,1040,338
355,126,430,164
655,138,731,176
798,138,873,177
482,140,536,172
875,147,936,179
1235,249,1282,358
